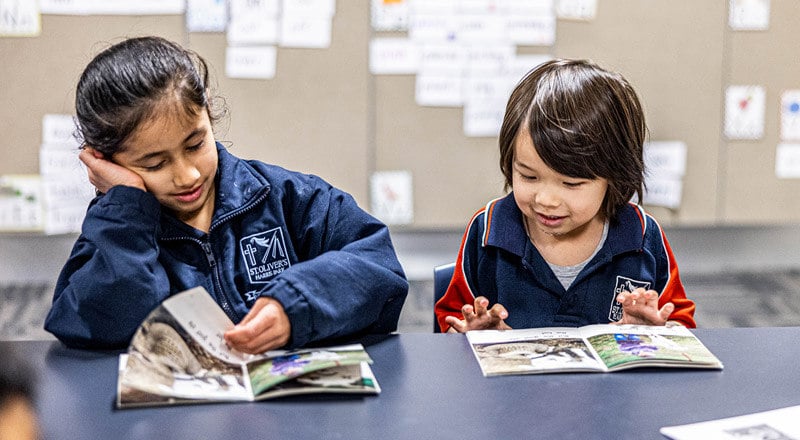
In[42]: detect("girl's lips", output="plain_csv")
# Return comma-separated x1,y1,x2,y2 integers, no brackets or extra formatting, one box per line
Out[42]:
175,186,203,203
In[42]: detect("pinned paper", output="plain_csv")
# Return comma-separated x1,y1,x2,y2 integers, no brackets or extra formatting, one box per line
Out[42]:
225,46,277,79
556,0,597,21
0,0,40,37
186,0,227,33
729,0,770,31
643,141,688,209
463,98,506,138
415,73,463,107
370,170,413,225
40,0,184,15
279,15,333,48
371,0,408,31
369,38,419,75
781,90,800,141
775,143,800,179
724,85,766,140
0,175,43,232
227,0,279,45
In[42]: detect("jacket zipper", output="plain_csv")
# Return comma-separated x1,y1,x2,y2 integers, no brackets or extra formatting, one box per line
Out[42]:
200,240,238,323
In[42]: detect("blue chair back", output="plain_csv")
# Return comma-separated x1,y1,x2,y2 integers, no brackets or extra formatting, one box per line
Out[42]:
433,262,456,333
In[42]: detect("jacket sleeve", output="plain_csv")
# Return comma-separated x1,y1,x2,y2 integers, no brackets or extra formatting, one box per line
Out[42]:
44,186,171,349
257,178,409,348
648,217,697,328
434,211,483,332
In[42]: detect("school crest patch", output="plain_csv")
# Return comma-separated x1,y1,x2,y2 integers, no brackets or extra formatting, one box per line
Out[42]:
608,276,651,321
240,227,291,284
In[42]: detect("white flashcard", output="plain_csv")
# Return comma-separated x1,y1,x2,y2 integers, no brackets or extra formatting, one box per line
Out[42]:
369,38,419,75
409,14,457,42
44,204,89,235
464,75,513,103
724,85,766,140
281,0,336,17
279,15,332,48
370,0,408,32
463,98,506,138
775,143,800,179
77,0,185,15
505,14,556,46
642,177,684,209
556,0,597,21
456,14,507,43
465,44,515,75
225,46,277,79
0,175,43,232
415,73,463,107
39,144,84,177
39,0,90,15
0,0,40,37
42,175,94,206
186,0,227,33
408,0,457,15
228,0,279,45
644,141,688,178
370,170,414,225
419,43,466,73
729,0,770,31
500,0,553,14
781,90,800,141
458,0,500,14
42,114,79,147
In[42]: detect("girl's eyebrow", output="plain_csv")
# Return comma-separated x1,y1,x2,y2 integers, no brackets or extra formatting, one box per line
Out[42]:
132,128,206,163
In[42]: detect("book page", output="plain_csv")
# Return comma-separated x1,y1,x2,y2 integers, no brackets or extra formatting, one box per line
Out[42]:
245,344,373,396
255,362,381,400
466,328,607,376
661,405,800,440
578,324,723,371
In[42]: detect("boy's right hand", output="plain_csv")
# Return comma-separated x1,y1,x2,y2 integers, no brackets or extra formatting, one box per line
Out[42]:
445,296,511,333
79,147,146,193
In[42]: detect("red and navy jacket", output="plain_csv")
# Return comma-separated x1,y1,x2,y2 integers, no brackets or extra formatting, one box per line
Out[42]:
435,193,696,332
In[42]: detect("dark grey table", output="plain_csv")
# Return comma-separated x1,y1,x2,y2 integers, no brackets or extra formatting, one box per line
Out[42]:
6,328,800,440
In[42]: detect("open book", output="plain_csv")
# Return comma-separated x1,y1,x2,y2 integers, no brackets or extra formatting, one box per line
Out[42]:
116,287,380,408
466,324,723,376
660,405,800,440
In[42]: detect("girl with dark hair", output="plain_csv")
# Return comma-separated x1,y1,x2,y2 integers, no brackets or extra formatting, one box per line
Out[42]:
435,59,695,333
45,36,408,353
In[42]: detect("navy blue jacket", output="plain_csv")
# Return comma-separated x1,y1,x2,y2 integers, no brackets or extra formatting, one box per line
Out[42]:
435,194,695,331
45,143,408,349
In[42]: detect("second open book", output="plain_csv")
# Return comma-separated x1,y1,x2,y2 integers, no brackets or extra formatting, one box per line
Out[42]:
467,324,723,377
117,287,380,408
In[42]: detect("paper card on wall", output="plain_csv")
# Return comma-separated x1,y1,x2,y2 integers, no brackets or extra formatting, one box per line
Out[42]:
724,85,765,140
419,43,466,73
225,46,277,79
780,90,800,141
41,0,183,15
0,175,43,232
408,0,457,15
279,15,332,48
42,114,79,147
0,0,40,37
228,0,279,45
500,0,553,14
643,141,687,178
556,0,597,21
729,0,770,31
187,0,227,33
464,74,513,103
415,73,463,107
409,14,457,42
775,143,800,179
463,98,506,137
371,0,408,31
42,175,94,206
642,177,683,209
504,13,556,46
369,38,419,75
465,44,515,75
39,144,85,177
456,14,507,43
282,0,336,17
370,170,413,225
458,0,500,14
44,204,88,235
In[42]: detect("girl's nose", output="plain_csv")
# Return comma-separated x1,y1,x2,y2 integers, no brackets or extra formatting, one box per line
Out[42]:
173,161,201,187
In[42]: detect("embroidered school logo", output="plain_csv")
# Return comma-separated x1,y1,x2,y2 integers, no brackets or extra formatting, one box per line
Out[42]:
608,276,651,321
240,228,291,284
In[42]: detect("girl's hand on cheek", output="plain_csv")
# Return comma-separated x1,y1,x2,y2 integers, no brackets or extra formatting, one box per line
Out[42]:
80,147,146,193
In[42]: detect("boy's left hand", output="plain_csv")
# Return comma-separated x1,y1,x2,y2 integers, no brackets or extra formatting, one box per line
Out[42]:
614,287,675,326
224,297,291,354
